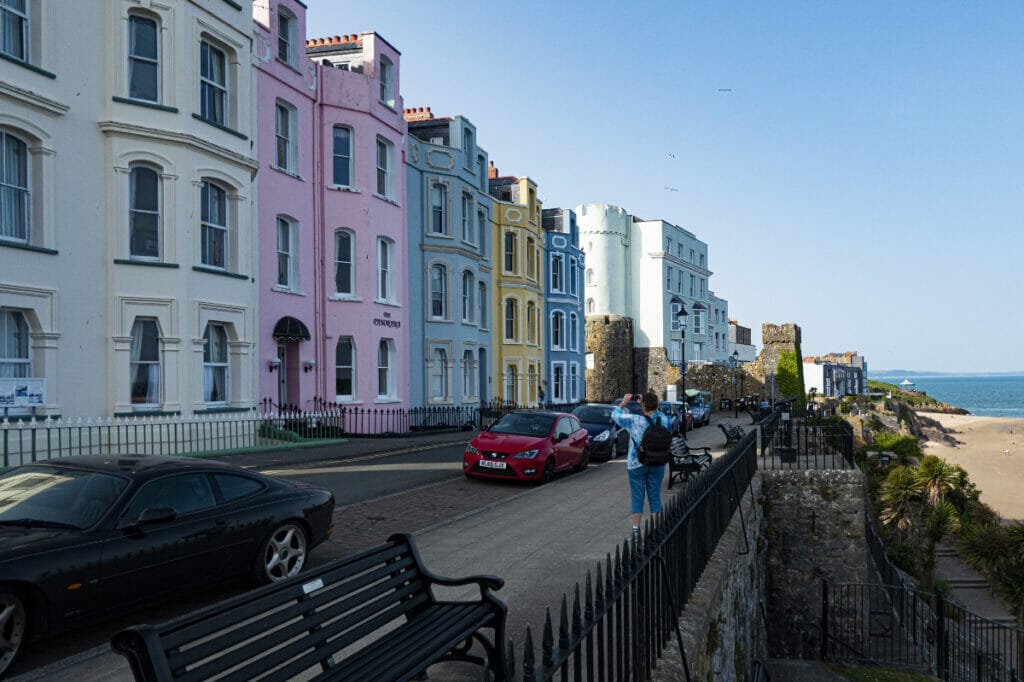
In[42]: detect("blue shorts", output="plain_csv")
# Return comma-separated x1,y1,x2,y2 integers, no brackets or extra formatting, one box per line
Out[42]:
628,464,666,514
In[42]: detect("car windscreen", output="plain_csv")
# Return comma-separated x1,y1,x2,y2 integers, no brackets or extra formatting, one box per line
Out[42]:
0,466,129,529
489,413,556,437
573,406,614,423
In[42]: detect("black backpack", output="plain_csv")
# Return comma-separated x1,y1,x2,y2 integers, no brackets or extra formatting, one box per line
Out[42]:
636,414,673,466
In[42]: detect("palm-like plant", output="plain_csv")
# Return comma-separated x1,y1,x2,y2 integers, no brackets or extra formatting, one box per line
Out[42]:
879,465,923,539
1007,521,1024,563
921,499,961,593
915,455,959,507
957,522,1011,578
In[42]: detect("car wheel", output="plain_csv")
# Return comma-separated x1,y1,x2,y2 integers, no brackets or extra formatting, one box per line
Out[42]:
0,589,27,679
255,522,308,585
574,448,590,472
609,440,618,461
540,457,555,484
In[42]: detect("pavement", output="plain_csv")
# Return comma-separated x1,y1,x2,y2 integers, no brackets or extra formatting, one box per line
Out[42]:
11,413,742,681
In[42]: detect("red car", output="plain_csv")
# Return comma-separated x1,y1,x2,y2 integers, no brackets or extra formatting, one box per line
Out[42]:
464,411,590,483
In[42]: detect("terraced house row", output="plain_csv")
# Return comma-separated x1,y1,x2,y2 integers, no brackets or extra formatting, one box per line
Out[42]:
0,0,728,423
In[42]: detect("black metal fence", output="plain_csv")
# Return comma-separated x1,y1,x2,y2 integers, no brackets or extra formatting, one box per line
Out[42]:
506,428,759,680
758,408,854,471
260,398,587,438
822,580,1023,681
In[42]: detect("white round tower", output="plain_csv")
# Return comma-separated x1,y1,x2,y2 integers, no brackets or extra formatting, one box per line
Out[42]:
575,203,631,316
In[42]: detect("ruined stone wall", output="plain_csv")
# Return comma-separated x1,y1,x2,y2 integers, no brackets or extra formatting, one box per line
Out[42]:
760,470,870,659
634,346,682,397
758,323,803,403
653,475,768,682
584,315,634,402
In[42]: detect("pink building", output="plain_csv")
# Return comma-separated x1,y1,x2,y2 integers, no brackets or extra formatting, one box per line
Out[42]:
255,2,409,412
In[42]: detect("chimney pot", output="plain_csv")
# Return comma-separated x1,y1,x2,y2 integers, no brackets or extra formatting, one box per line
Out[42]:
333,35,341,43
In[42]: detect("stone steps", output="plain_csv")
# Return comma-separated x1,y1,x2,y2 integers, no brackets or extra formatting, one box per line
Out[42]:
947,578,990,590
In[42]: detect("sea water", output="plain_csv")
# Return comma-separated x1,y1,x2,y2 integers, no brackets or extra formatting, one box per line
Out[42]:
886,375,1024,418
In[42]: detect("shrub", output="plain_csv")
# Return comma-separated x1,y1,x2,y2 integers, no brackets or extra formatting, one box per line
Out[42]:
872,432,920,463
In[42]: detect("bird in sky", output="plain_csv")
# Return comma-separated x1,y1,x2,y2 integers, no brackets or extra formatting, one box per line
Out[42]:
664,186,679,192
668,153,675,158
718,88,732,93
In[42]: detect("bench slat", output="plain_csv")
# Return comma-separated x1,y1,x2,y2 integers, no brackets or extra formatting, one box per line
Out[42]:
318,603,493,681
167,555,420,669
176,578,430,682
162,543,413,651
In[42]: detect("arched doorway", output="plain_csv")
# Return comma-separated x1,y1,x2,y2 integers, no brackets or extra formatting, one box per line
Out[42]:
272,316,310,408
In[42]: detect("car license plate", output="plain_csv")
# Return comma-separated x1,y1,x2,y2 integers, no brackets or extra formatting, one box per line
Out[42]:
479,459,506,469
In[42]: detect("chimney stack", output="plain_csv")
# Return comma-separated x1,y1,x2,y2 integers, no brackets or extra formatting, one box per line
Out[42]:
402,106,434,122
488,160,498,179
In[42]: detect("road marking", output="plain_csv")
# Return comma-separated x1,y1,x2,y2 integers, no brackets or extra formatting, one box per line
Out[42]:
261,440,467,476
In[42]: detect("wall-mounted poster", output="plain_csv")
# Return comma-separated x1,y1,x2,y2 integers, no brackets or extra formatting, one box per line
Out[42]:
0,379,46,408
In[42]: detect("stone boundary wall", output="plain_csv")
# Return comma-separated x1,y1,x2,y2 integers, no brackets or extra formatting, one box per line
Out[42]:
653,475,768,681
760,469,869,659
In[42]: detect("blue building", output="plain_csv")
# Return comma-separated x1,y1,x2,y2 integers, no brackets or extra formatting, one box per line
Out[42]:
541,208,586,404
405,108,493,405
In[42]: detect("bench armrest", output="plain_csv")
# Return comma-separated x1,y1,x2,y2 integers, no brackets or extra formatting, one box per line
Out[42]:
111,625,175,682
425,573,505,593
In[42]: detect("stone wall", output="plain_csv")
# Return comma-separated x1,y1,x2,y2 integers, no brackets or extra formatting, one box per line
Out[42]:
756,323,803,403
760,470,869,659
685,364,765,412
585,315,634,402
653,475,768,681
634,346,682,397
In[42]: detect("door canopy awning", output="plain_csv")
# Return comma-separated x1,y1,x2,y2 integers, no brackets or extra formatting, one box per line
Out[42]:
272,316,311,341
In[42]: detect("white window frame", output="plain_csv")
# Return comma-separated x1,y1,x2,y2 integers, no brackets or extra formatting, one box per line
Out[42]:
200,179,228,270
378,55,395,107
127,13,159,103
275,100,297,172
462,348,476,399
569,362,579,401
334,229,354,296
526,302,536,344
478,283,488,329
526,238,536,280
0,0,28,61
377,338,395,399
461,271,474,323
332,126,353,188
552,362,566,402
430,182,447,235
551,311,564,350
477,209,487,250
430,346,449,402
202,323,229,405
0,308,30,379
0,130,29,243
569,313,578,351
504,298,517,342
335,336,355,401
377,237,394,303
129,163,161,261
585,269,594,286
586,299,594,313
277,7,296,65
503,232,516,273
504,364,517,403
275,216,298,290
129,317,161,409
568,257,578,296
550,254,563,292
376,137,392,198
429,263,447,320
200,39,228,125
694,310,706,335
461,193,473,242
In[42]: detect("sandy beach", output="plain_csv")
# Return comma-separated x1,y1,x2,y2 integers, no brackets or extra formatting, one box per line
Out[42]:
921,412,1024,521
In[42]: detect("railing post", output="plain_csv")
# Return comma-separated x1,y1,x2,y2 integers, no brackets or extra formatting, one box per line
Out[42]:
820,580,829,661
936,589,948,680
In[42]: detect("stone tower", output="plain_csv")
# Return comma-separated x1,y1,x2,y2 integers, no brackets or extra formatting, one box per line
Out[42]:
585,315,634,402
754,323,803,403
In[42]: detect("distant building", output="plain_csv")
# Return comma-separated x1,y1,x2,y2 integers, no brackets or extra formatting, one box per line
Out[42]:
729,320,757,362
405,108,493,406
542,208,585,404
803,360,865,397
489,164,545,404
807,351,868,377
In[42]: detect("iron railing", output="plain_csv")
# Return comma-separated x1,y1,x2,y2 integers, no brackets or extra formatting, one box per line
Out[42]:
758,412,854,470
507,428,759,680
822,580,1023,681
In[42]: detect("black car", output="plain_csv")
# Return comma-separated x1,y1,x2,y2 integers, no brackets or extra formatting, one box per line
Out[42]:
0,455,335,677
572,403,630,460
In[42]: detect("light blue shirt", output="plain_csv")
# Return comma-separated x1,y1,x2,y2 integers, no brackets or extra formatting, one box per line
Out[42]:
611,408,668,470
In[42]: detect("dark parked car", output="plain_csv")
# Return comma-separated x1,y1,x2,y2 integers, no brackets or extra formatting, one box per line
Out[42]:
658,401,689,435
0,455,335,677
572,403,629,460
463,411,590,483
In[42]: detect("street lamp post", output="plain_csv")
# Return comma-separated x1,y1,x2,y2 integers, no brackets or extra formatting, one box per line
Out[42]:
729,350,740,419
676,304,689,396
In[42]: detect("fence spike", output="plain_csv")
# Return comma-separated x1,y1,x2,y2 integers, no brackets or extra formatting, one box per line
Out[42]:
584,571,595,629
614,546,623,590
559,593,571,653
542,607,554,668
572,582,583,640
523,626,536,682
505,639,516,682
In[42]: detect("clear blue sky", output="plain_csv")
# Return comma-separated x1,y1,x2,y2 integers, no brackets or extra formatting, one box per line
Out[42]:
305,1,1024,374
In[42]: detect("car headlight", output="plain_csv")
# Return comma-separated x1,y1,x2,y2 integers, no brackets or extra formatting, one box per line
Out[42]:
465,444,479,455
592,429,611,442
512,449,540,459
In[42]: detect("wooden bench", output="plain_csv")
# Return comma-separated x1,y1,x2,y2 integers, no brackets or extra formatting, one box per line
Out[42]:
667,438,712,489
111,532,508,682
717,422,746,445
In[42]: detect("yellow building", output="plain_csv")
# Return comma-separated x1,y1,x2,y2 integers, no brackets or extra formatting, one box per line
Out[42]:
488,164,545,405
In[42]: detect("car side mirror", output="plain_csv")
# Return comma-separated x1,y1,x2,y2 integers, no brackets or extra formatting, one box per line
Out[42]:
136,507,177,525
